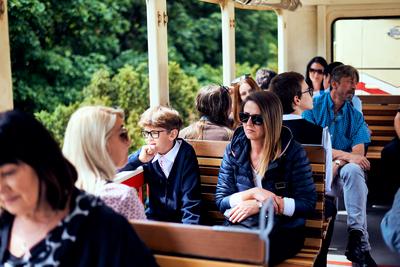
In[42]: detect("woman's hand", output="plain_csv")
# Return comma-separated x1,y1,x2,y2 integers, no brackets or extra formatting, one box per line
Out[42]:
228,200,260,223
138,145,157,163
274,195,285,215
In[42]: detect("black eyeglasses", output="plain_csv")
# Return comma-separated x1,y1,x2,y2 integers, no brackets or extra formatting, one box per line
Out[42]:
301,87,314,97
309,68,324,75
119,128,130,142
239,112,263,125
141,130,166,139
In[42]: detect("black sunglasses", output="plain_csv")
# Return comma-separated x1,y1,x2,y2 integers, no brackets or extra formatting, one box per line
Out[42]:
301,87,314,97
309,68,324,75
119,128,130,142
239,112,263,125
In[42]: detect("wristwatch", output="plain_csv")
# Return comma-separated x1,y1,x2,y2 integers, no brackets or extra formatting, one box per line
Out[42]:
334,159,342,167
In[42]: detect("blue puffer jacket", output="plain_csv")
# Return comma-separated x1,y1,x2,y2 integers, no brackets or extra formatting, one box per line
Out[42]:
216,126,317,229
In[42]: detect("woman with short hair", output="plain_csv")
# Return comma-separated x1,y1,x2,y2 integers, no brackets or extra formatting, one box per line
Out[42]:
0,110,156,266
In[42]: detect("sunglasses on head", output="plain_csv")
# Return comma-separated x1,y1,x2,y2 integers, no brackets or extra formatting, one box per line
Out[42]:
309,68,324,75
239,112,263,125
231,74,251,85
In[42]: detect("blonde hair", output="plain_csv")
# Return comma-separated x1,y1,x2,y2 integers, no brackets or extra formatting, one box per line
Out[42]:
139,105,182,130
243,91,282,176
62,106,124,194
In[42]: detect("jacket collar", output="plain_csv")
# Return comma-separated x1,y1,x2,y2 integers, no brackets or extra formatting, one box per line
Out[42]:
229,126,294,166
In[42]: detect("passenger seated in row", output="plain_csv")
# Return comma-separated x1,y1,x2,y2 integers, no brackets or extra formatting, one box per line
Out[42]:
0,110,157,266
63,106,146,221
305,56,328,97
180,85,233,141
121,106,201,224
270,72,336,266
323,61,363,113
230,74,261,129
303,65,377,266
255,68,276,90
216,91,317,266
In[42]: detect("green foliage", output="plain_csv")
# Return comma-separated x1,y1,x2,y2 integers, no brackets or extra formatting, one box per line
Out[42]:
36,62,198,151
10,0,277,114
169,62,199,125
9,0,133,112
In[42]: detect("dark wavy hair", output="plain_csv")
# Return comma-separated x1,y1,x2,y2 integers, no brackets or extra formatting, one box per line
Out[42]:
0,110,77,211
305,56,328,90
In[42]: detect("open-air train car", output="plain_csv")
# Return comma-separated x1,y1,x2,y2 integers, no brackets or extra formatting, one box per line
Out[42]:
1,0,400,266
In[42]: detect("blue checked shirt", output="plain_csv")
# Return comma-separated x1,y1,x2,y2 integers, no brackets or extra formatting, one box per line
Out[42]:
303,92,370,152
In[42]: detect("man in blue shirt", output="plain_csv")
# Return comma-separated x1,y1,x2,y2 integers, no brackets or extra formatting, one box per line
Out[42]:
303,65,376,266
322,61,363,113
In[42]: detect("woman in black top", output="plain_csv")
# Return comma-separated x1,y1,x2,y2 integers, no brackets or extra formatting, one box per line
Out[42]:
0,110,157,267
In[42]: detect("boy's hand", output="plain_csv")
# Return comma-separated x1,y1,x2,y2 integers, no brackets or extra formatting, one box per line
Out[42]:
139,145,157,163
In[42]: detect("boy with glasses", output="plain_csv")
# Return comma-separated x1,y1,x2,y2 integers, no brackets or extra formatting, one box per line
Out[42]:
120,106,201,224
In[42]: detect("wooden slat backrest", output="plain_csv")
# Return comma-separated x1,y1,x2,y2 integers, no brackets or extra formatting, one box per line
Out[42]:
187,140,228,225
359,95,399,158
130,220,266,265
359,95,400,105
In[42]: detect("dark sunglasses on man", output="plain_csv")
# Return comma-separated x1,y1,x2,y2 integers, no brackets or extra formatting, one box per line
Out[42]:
239,112,263,125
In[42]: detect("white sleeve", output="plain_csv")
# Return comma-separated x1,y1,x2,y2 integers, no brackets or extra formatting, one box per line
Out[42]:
282,197,295,216
229,192,242,207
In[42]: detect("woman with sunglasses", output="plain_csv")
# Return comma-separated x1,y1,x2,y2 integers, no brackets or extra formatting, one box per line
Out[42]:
0,110,157,266
305,56,328,97
216,91,317,266
63,106,146,221
180,84,233,141
231,74,261,129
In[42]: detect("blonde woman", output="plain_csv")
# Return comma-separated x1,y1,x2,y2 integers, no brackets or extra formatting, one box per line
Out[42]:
216,91,316,266
63,106,146,220
180,85,233,141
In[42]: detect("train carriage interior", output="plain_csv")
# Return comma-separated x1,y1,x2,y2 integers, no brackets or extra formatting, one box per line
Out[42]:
1,0,400,266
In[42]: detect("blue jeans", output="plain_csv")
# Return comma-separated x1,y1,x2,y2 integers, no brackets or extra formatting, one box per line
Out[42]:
331,163,370,251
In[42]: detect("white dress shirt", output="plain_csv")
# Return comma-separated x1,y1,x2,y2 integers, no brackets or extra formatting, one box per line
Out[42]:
152,140,182,178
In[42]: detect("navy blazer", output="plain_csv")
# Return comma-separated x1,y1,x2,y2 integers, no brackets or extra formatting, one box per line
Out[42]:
216,127,317,229
121,139,201,224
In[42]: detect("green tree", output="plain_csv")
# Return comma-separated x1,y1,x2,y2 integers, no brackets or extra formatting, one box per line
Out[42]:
37,62,198,151
9,0,133,112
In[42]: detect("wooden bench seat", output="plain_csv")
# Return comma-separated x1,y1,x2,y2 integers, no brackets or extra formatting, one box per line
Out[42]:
359,95,400,160
131,220,267,266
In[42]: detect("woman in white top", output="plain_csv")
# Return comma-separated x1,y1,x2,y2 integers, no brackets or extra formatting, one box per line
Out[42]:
63,106,146,220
